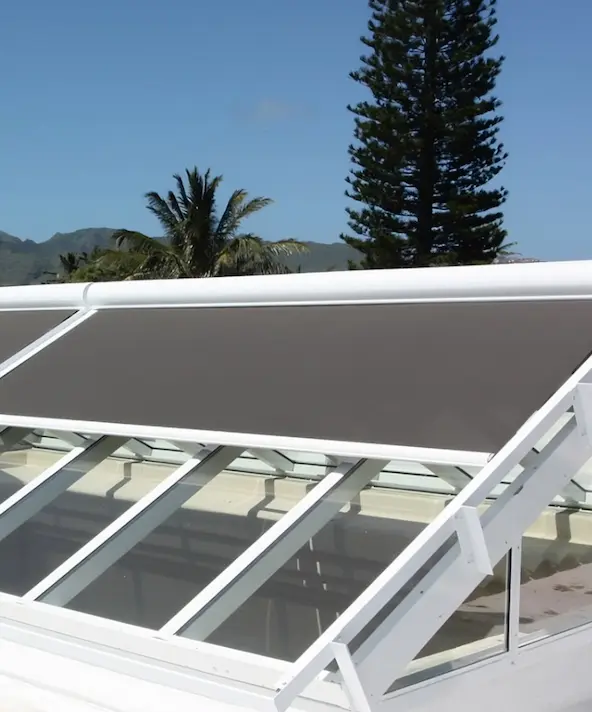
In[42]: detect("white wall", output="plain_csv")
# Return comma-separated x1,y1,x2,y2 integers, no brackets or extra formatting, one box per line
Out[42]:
383,623,592,712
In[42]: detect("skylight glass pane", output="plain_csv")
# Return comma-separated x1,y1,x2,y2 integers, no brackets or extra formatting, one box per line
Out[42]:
519,498,592,641
388,554,508,692
180,483,470,661
0,431,76,594
0,431,192,596
62,461,315,628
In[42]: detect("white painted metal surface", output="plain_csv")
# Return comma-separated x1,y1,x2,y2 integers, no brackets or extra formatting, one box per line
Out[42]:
0,259,591,312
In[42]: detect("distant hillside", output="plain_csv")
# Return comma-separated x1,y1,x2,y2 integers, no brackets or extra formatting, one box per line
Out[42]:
0,228,363,285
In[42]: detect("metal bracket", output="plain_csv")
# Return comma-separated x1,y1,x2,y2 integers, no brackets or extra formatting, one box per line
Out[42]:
332,642,374,712
573,383,592,442
454,505,493,576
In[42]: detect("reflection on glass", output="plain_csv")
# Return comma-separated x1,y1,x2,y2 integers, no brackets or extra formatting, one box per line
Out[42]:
65,470,309,628
0,433,68,594
0,433,179,595
389,554,508,692
519,505,592,641
196,487,450,661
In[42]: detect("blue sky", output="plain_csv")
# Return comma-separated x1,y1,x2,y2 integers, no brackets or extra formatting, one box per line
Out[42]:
0,0,590,260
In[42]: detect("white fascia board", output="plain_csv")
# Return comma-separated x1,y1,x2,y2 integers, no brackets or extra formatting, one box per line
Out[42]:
0,637,258,712
0,593,348,709
0,283,88,310
1,260,592,311
0,413,491,467
81,260,592,307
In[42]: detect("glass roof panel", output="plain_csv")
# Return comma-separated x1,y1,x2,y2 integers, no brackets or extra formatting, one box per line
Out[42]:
196,482,457,660
0,431,193,596
61,452,332,628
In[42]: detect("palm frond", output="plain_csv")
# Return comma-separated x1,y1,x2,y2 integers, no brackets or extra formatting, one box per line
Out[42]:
214,234,308,276
263,238,310,257
111,230,191,279
112,229,170,255
215,193,273,240
173,173,190,212
145,191,180,236
167,191,185,222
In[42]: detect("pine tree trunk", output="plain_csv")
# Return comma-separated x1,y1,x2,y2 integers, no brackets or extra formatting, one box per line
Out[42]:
416,0,439,267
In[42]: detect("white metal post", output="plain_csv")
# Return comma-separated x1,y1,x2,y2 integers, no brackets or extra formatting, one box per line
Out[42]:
507,542,522,655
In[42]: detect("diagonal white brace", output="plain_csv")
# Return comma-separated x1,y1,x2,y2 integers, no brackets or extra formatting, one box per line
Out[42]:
0,435,126,542
25,445,243,605
0,427,32,450
247,448,294,474
172,441,294,473
427,464,471,492
160,458,386,638
332,643,373,712
454,505,493,576
122,438,154,459
573,383,592,441
47,431,88,448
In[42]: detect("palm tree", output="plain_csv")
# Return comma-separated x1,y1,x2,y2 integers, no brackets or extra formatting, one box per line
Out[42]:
43,251,91,283
110,167,308,279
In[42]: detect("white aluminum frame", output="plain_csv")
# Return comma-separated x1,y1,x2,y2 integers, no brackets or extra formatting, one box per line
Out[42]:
0,263,591,710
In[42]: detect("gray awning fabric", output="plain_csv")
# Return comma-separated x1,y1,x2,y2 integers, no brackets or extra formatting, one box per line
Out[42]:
0,310,76,366
0,302,590,453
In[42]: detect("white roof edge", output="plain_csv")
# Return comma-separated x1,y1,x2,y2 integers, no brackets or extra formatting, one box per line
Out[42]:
0,260,590,310
0,413,491,466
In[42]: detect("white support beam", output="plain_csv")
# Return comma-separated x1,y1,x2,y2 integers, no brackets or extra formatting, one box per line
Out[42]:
332,643,373,712
0,435,125,542
168,440,205,456
161,458,386,639
25,446,243,605
523,447,586,504
172,441,294,473
352,419,592,697
0,427,31,450
47,431,88,448
122,438,154,459
427,464,472,492
247,448,294,474
573,383,592,440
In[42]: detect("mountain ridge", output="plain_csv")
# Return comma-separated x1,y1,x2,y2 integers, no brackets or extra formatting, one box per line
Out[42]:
0,228,363,285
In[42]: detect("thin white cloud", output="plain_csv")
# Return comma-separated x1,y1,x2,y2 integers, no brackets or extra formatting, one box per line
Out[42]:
251,98,299,121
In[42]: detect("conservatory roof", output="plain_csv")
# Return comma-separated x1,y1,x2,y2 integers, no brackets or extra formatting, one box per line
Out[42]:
1,261,592,710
